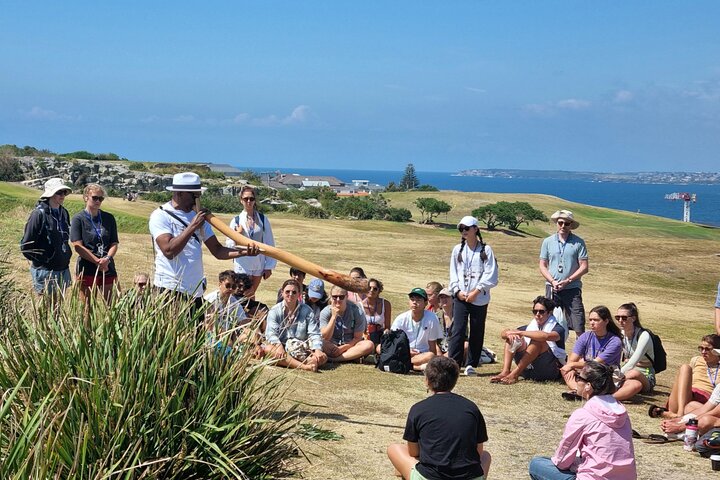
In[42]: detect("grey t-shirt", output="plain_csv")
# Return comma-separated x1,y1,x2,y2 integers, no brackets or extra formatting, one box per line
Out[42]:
319,302,367,345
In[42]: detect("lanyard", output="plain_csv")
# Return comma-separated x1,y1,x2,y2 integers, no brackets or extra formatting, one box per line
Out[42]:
84,210,103,240
708,364,720,387
591,333,611,359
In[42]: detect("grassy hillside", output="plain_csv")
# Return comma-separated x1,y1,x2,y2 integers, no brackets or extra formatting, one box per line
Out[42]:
3,181,720,478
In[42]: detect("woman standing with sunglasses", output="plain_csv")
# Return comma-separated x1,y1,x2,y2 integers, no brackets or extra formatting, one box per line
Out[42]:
70,183,119,306
448,215,499,376
227,186,276,297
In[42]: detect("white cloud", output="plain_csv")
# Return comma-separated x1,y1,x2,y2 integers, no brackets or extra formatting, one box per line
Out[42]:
173,114,195,123
465,87,486,93
140,115,160,123
232,105,313,126
556,98,591,110
282,105,311,125
23,106,78,121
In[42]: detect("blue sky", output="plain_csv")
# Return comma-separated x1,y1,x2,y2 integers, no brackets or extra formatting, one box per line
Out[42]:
2,1,719,172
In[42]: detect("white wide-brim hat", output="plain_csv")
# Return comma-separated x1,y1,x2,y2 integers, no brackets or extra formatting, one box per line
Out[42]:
166,172,207,192
41,178,72,198
457,215,479,229
550,210,580,229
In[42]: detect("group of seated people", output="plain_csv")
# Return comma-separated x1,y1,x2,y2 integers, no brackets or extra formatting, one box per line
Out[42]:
197,265,720,477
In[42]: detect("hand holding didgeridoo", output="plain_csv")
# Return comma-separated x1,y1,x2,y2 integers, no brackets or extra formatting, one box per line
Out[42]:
195,198,369,294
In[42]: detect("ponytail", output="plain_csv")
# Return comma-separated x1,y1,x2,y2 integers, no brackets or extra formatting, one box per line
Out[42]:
457,230,488,263
456,237,466,263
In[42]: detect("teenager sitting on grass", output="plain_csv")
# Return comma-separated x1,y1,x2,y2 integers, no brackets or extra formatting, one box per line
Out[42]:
490,296,566,385
320,286,375,363
529,361,636,480
263,279,327,372
385,288,444,371
387,356,491,480
560,306,622,401
648,334,720,419
613,303,656,402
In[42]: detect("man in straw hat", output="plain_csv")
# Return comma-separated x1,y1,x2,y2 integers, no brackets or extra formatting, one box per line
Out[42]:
539,210,589,338
148,172,259,314
20,178,73,297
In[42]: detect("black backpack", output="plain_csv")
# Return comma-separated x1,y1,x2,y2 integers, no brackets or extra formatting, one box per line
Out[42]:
377,330,413,374
642,328,667,374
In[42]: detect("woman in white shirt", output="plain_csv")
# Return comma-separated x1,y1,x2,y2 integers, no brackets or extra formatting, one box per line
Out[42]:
226,186,276,297
613,302,655,401
448,216,499,376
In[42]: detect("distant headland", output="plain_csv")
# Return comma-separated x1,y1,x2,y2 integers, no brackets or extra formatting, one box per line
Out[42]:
455,169,720,185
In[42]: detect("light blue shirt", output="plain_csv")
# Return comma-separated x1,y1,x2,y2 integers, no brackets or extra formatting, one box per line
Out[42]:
265,302,322,351
715,282,720,309
540,233,588,290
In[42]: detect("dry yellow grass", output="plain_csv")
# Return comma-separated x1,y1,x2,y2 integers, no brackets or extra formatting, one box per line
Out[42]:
3,186,720,478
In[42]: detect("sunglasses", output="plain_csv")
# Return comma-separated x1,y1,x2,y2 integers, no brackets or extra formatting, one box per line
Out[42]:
574,371,589,383
368,286,380,291
614,315,631,321
136,282,147,287
331,295,346,300
532,309,547,315
458,226,473,232
223,283,236,289
284,290,299,295
57,190,70,196
698,346,715,353
241,197,255,202
91,195,105,202
557,220,571,226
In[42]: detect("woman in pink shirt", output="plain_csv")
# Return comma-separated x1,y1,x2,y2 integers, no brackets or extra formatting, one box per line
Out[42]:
529,361,637,480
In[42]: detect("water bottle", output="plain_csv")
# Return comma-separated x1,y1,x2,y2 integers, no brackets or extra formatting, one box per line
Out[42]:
684,418,699,451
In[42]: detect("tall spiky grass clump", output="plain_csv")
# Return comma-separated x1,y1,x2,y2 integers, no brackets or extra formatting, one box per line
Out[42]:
0,268,301,479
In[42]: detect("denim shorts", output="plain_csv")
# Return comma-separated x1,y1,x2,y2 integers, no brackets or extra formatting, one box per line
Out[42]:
30,266,71,294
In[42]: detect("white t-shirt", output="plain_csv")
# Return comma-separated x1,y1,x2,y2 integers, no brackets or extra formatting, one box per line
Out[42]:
149,202,214,297
391,310,443,353
204,290,248,330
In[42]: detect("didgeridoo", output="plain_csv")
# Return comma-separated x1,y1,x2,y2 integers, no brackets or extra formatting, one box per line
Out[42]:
196,199,369,294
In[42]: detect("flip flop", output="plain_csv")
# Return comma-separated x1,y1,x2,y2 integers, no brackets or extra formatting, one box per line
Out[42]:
642,434,682,444
562,391,583,401
632,429,643,439
648,404,668,418
489,377,504,384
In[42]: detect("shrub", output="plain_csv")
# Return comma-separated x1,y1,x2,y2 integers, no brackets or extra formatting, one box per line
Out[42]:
291,203,329,219
414,197,452,223
128,161,147,171
0,276,302,478
385,207,412,222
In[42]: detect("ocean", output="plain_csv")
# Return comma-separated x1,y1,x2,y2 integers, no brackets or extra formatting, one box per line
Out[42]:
238,166,720,226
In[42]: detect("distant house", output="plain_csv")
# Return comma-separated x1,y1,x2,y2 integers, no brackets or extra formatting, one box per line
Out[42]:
272,174,345,190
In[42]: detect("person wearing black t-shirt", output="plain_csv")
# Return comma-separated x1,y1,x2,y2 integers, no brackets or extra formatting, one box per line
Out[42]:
387,356,491,480
70,184,120,306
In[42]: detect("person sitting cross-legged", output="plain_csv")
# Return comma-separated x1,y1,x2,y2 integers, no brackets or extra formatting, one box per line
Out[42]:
385,288,444,371
262,279,327,372
387,356,491,480
320,286,375,363
490,296,567,385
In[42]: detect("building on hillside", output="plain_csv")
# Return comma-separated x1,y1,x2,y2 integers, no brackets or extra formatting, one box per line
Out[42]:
270,173,345,190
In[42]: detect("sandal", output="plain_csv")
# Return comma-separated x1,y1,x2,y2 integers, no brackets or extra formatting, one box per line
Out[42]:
648,404,668,418
561,391,583,401
642,433,682,444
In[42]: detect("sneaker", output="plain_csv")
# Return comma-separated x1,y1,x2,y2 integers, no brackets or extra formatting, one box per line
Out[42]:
464,365,477,377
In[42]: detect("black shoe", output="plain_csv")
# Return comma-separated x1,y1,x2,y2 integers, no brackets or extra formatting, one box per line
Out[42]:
561,391,583,401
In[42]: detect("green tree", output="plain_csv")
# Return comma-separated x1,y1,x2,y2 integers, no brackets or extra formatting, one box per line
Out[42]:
473,204,502,230
399,163,419,190
414,197,452,224
496,201,548,230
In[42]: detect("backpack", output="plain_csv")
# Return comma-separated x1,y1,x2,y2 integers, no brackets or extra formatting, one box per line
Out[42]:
642,328,667,373
377,330,412,374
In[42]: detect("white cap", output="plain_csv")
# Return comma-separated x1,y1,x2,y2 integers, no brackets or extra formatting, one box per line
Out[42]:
457,216,479,229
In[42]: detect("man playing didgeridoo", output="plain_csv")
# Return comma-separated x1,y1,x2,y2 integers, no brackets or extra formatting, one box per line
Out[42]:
149,172,259,317
320,285,375,362
490,296,566,385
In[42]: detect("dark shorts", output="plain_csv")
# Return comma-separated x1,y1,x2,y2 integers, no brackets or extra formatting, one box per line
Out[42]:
514,349,562,381
80,274,117,288
552,287,585,333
